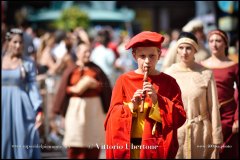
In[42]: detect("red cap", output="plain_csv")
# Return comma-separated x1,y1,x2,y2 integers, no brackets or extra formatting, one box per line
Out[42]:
125,31,165,50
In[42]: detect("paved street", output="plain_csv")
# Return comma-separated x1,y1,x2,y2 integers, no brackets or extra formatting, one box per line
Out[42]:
41,146,67,159
39,132,106,159
41,148,106,159
42,151,67,159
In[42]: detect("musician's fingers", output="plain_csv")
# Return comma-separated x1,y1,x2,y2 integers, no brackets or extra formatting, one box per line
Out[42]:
131,97,141,106
133,92,141,98
132,91,142,102
147,91,156,98
143,87,154,93
134,90,143,96
147,90,153,94
143,81,151,85
135,89,142,93
143,82,150,88
132,94,141,100
143,83,154,90
146,90,158,104
131,99,135,104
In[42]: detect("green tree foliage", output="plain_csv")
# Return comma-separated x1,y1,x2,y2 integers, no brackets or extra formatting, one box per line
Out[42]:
52,7,89,31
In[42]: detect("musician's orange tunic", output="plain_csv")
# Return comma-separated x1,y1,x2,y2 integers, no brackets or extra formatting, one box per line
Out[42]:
104,71,186,159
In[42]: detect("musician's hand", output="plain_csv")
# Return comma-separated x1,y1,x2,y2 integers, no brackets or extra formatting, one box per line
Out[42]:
131,89,142,111
143,82,158,104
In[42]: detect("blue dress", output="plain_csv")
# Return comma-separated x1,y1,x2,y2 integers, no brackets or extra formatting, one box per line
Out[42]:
1,57,43,159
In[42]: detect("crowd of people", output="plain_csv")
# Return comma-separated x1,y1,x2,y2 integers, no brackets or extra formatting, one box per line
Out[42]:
1,17,238,159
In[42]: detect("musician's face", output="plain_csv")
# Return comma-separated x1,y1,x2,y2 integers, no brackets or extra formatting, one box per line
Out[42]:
133,47,161,73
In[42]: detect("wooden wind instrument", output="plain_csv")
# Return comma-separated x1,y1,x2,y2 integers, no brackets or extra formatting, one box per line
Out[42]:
140,67,149,113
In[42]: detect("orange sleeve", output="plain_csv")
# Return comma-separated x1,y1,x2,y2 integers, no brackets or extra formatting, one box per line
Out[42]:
69,69,81,85
84,68,97,78
66,67,99,95
69,68,96,86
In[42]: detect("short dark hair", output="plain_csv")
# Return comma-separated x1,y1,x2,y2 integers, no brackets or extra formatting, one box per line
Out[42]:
97,29,111,47
178,32,198,44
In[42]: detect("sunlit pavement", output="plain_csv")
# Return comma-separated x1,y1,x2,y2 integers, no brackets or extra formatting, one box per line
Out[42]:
41,149,106,159
41,150,67,159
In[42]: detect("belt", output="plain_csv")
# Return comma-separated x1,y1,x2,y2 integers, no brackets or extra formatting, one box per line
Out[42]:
187,113,209,124
131,138,142,145
186,113,209,158
219,97,234,108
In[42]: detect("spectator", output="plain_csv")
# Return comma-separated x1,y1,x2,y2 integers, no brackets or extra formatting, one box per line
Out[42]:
19,22,36,61
90,28,117,87
53,42,112,159
1,28,43,159
115,31,136,73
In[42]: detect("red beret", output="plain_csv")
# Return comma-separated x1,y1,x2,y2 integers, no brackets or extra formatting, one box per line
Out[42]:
125,31,165,50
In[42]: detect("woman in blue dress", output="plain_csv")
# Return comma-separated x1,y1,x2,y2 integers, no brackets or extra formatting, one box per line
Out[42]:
1,28,43,159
